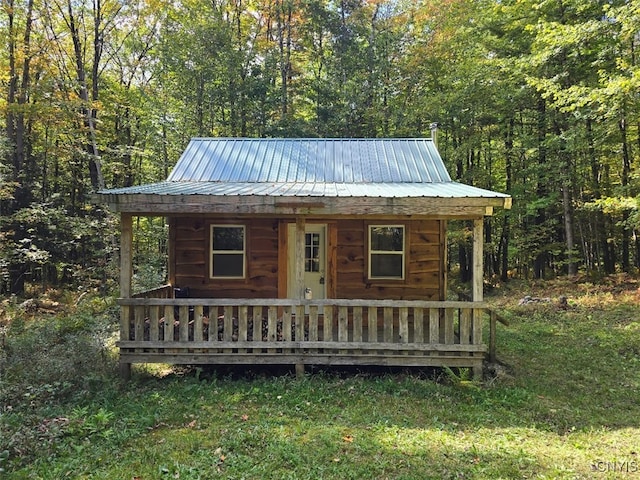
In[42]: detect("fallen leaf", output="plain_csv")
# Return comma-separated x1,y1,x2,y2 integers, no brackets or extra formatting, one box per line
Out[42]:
241,414,249,421
342,435,354,443
187,420,197,428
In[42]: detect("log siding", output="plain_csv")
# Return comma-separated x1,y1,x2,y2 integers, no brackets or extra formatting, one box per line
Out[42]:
170,217,444,301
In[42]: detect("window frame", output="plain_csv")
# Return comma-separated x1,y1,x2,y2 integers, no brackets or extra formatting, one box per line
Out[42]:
367,224,406,280
209,224,246,279
305,231,322,273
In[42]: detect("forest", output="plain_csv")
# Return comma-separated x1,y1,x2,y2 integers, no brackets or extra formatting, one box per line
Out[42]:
2,0,640,295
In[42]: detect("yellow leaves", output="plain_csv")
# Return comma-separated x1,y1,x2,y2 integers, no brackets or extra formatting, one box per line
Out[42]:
328,432,355,464
214,446,226,471
583,197,639,216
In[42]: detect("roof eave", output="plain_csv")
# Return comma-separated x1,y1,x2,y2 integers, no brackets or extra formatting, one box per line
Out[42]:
94,192,511,218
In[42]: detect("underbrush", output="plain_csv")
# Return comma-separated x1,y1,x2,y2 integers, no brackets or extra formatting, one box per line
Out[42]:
0,294,120,472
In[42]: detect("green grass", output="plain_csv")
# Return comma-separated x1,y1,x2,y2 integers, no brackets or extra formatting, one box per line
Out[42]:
1,281,640,479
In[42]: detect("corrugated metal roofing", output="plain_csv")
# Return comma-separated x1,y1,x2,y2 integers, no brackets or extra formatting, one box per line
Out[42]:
101,180,509,199
98,138,510,200
167,138,451,183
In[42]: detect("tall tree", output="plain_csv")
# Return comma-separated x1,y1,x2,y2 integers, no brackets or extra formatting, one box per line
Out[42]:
4,0,36,209
3,0,37,293
49,0,129,191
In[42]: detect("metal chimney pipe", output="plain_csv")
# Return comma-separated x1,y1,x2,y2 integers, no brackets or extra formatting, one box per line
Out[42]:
429,122,439,149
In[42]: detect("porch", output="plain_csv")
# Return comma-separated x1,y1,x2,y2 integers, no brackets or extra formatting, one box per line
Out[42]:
117,286,498,378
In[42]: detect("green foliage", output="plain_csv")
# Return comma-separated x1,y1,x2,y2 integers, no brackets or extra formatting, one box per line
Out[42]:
2,0,640,287
0,312,117,404
132,217,168,293
0,203,118,293
0,138,16,203
583,196,640,227
0,300,119,470
441,366,477,388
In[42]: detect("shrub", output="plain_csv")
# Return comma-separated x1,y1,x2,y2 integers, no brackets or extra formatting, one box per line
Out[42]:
0,303,119,468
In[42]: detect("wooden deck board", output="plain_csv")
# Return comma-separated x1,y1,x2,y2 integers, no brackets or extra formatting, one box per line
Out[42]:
119,351,484,368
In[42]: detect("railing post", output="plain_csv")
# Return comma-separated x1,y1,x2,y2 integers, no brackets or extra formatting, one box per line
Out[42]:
295,303,306,372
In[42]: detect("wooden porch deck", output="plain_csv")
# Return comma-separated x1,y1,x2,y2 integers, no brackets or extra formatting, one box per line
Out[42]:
118,288,497,378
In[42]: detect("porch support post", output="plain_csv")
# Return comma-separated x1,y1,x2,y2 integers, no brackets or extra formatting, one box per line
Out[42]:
295,217,306,299
472,218,483,302
167,217,176,288
119,213,133,381
295,217,306,378
472,218,484,381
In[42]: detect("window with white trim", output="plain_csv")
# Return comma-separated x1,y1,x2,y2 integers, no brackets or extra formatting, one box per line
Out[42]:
368,225,405,279
210,225,245,278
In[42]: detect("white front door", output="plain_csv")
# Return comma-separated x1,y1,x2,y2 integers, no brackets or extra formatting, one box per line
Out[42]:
288,223,326,300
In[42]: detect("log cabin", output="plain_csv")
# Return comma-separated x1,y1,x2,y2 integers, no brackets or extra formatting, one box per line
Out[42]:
96,137,511,379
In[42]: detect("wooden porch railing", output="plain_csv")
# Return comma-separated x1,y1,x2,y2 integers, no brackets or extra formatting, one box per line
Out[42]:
117,298,490,373
132,284,173,299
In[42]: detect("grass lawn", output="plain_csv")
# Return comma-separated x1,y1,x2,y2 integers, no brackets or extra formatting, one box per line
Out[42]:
1,277,639,479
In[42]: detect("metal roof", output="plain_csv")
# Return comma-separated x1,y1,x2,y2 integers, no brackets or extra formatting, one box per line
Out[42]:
97,138,511,208
101,180,509,199
167,138,451,183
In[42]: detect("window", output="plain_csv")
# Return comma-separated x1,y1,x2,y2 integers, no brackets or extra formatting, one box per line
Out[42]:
210,225,245,278
368,225,405,279
305,232,320,272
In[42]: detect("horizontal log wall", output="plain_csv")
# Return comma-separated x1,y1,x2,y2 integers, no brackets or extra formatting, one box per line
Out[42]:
173,217,279,298
170,217,444,300
336,219,443,300
117,298,486,369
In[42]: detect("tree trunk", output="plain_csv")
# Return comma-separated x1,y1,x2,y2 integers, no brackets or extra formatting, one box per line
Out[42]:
500,117,514,281
553,117,577,277
620,115,631,272
66,0,105,191
277,0,293,117
458,243,471,283
533,96,547,279
562,185,577,276
4,0,35,295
